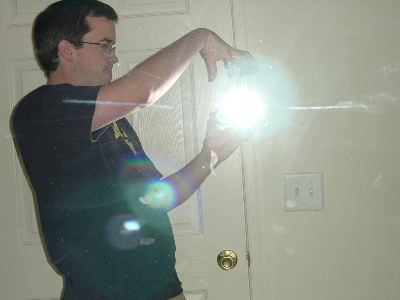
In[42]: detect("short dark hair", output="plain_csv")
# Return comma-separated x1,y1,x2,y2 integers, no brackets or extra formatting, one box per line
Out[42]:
33,0,118,77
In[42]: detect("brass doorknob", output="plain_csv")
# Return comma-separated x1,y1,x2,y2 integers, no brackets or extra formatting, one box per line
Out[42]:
217,250,238,270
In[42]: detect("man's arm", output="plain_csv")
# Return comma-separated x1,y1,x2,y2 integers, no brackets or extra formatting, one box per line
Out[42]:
91,28,257,131
142,112,250,211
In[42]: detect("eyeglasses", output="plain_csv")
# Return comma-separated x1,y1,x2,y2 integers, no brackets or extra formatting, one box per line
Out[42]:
79,41,116,55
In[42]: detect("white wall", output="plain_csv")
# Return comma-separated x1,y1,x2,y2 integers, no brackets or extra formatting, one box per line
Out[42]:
246,1,400,299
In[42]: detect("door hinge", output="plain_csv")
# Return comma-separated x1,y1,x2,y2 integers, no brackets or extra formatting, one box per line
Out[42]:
246,250,251,267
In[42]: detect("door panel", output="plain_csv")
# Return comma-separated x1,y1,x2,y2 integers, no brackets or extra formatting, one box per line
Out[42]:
0,1,251,299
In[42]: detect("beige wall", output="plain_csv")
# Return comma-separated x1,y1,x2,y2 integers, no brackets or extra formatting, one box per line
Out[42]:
247,0,400,299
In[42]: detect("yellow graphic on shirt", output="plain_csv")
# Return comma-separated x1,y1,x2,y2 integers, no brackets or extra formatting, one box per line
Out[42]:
111,122,137,154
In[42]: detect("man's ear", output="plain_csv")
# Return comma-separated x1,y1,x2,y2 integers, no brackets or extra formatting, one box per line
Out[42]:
58,40,76,63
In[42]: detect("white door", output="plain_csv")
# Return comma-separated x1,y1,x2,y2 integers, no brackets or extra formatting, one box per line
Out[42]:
0,1,253,300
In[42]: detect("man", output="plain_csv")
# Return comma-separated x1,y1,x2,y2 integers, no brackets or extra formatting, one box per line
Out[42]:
11,0,257,299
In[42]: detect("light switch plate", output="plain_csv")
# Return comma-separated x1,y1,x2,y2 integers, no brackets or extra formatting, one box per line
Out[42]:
284,172,324,211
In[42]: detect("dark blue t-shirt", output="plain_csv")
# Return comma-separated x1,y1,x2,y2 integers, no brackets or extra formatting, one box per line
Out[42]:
12,84,182,300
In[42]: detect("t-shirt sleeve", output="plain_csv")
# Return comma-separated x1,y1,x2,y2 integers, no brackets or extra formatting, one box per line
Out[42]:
12,84,101,187
49,85,101,147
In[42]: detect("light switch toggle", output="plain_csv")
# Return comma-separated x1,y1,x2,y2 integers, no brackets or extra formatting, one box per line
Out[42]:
284,172,324,211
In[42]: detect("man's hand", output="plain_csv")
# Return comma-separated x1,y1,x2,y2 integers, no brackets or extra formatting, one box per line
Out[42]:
200,31,258,82
201,110,252,167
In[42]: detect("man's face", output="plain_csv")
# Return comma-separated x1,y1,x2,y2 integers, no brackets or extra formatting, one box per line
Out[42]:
73,16,118,86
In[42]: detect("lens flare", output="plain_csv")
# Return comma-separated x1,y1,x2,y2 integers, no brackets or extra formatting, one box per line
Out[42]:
105,215,142,250
139,180,176,210
118,157,157,204
123,220,141,231
216,55,299,137
217,87,266,130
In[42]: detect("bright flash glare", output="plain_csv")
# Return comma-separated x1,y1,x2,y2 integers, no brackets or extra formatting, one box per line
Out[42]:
217,87,266,129
139,180,176,209
123,220,141,231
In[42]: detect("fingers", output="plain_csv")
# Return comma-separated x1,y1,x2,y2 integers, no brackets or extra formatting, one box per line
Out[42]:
200,30,257,81
204,113,249,162
200,37,257,81
226,48,258,78
200,49,219,82
200,51,217,82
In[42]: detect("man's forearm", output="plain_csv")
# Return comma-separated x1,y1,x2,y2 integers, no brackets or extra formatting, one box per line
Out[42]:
161,149,212,211
93,28,213,130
